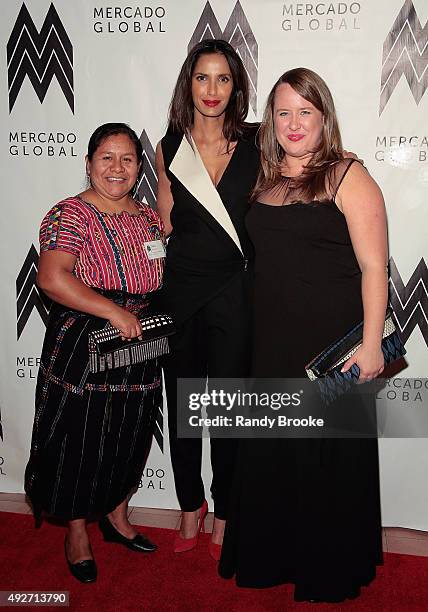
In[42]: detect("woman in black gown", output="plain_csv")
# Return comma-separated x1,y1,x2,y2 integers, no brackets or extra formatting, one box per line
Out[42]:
219,68,388,602
155,40,259,558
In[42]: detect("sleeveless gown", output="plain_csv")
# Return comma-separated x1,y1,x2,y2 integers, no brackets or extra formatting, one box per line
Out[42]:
219,162,383,602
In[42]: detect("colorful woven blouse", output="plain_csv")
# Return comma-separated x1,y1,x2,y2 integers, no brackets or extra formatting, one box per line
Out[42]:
40,197,164,294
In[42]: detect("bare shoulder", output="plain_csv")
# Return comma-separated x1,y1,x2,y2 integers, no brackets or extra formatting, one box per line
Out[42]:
336,160,383,213
340,159,377,187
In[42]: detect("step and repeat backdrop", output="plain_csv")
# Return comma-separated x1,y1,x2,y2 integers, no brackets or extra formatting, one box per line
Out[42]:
0,0,427,528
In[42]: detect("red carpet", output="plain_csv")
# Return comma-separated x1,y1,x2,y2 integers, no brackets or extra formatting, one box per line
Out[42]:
1,511,427,611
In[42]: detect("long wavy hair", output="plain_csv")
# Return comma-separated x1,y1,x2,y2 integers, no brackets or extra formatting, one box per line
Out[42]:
252,67,343,202
168,39,249,143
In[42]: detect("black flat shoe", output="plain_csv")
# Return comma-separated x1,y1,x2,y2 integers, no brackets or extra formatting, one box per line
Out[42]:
99,516,157,552
64,540,97,583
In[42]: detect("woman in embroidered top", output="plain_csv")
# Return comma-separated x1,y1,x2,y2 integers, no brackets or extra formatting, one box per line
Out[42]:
156,40,260,560
219,68,388,602
25,123,165,583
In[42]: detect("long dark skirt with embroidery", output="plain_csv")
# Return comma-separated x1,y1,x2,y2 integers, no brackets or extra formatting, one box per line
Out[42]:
25,291,162,521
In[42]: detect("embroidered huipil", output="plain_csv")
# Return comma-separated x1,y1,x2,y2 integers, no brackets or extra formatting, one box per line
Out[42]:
40,197,164,294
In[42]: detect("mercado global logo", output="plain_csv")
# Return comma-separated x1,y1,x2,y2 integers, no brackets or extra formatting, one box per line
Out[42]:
389,257,428,346
7,3,74,113
189,0,258,115
136,130,157,210
16,245,51,340
380,0,428,115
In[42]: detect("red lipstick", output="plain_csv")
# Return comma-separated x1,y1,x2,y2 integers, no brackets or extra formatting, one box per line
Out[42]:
288,134,304,142
203,100,221,107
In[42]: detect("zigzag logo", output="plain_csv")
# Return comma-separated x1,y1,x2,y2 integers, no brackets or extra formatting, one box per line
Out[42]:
153,404,163,453
136,130,157,209
380,0,428,114
16,245,52,340
389,257,428,345
189,1,258,115
7,3,74,113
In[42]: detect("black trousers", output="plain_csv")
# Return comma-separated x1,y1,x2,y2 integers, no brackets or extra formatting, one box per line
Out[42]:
163,273,251,520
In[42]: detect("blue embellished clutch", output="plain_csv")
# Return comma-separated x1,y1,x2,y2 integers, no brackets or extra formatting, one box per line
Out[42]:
305,309,406,405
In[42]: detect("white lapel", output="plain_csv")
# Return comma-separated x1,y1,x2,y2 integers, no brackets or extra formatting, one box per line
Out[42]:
169,135,243,255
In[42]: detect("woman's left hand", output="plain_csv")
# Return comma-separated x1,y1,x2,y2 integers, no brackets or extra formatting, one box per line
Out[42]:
341,344,385,382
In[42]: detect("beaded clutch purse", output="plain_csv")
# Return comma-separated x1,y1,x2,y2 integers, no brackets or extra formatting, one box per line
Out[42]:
305,309,406,404
88,313,175,373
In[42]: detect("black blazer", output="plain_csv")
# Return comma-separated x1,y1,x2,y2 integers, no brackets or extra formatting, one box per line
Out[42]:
160,124,260,324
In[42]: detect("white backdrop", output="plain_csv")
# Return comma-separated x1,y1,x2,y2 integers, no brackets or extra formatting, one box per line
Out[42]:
0,0,427,528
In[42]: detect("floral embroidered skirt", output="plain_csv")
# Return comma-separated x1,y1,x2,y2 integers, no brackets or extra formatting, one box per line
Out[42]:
25,291,162,521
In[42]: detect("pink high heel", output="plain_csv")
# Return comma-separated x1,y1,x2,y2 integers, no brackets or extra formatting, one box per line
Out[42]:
174,500,208,553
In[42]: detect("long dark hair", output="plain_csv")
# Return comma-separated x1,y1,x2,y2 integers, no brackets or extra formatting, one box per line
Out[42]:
168,39,249,142
253,68,343,202
87,123,143,163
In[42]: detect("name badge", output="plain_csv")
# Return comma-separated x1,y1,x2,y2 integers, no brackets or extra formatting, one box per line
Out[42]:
144,240,166,260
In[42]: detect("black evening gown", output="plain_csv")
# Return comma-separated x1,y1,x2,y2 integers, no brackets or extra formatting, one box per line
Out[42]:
219,163,383,602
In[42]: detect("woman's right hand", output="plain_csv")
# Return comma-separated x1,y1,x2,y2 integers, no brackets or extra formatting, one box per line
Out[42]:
108,307,142,340
37,252,144,338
